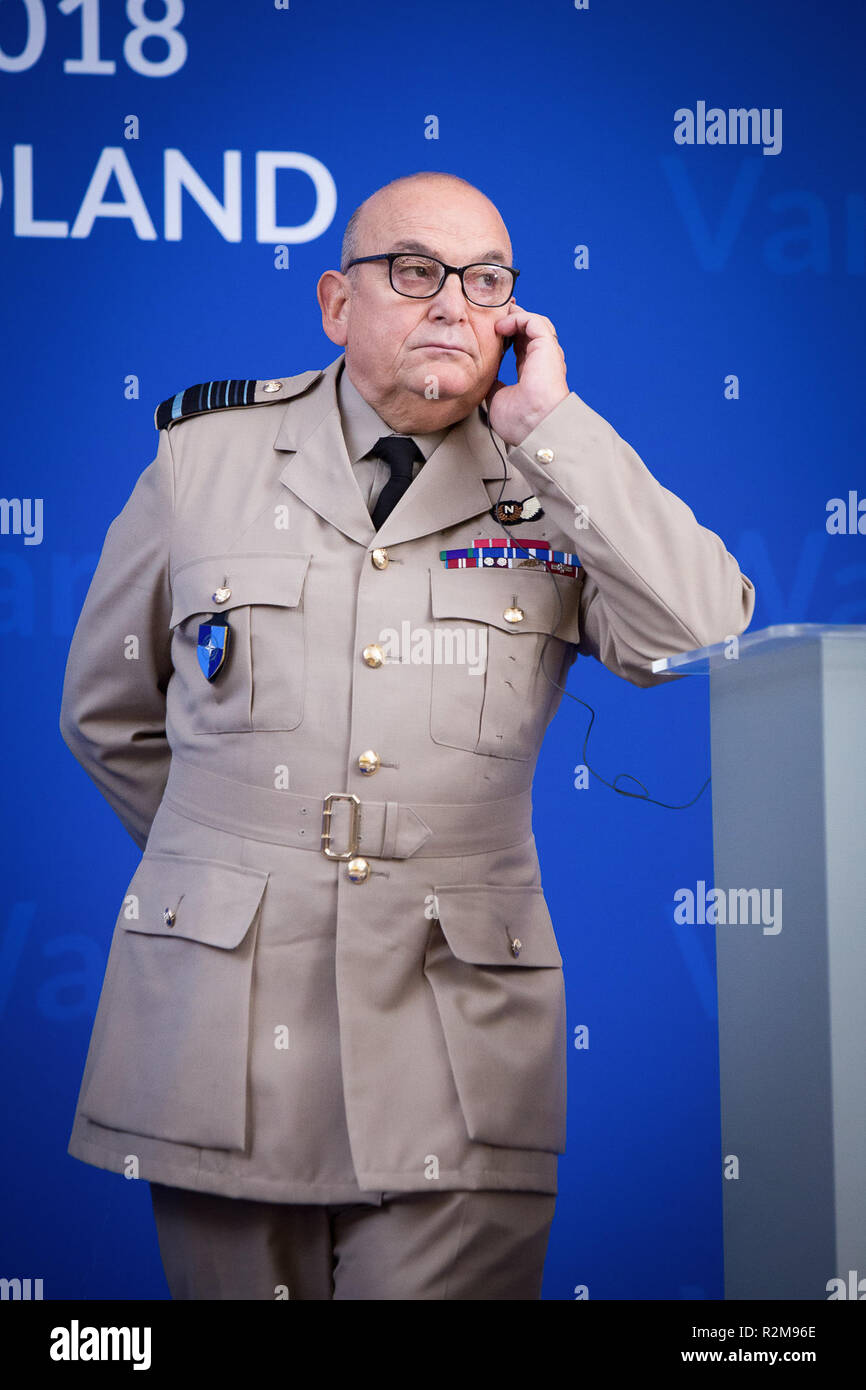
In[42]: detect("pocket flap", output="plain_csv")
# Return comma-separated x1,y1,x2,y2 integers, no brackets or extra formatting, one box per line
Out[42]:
170,553,311,627
430,565,582,642
119,852,269,949
432,884,563,967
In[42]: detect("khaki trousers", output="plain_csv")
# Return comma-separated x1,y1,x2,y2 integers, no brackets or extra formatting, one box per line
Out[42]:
150,1183,556,1300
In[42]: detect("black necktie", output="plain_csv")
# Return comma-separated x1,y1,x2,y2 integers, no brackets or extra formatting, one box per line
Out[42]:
369,435,424,530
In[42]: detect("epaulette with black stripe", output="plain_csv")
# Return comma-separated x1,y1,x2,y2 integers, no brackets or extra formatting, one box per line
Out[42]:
155,378,259,431
154,373,321,431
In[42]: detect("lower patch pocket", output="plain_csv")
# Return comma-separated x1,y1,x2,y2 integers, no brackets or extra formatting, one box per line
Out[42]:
79,852,269,1152
423,884,567,1153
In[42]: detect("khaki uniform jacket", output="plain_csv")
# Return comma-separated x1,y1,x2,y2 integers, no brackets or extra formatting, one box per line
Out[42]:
59,352,755,1203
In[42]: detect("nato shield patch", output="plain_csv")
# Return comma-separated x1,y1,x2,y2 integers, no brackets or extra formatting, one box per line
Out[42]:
197,615,230,680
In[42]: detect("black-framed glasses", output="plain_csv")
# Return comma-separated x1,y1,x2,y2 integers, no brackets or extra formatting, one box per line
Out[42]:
345,252,520,307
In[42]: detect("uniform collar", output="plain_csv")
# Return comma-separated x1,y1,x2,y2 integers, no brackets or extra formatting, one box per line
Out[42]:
272,352,512,549
336,359,451,464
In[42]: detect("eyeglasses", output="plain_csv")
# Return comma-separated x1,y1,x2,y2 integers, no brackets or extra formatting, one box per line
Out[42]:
345,253,520,307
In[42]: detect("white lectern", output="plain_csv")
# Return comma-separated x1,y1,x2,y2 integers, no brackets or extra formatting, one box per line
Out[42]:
653,625,866,1301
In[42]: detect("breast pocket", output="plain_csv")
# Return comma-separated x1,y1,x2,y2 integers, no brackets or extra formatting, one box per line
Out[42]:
428,565,583,760
423,884,567,1154
169,552,310,733
79,852,269,1151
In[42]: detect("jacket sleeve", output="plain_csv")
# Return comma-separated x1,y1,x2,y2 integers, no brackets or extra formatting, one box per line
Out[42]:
505,392,756,686
58,428,175,849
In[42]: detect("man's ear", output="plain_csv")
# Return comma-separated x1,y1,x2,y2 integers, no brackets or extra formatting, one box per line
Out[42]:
317,269,350,347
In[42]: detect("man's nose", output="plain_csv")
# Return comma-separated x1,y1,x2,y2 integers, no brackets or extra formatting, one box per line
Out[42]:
427,271,468,317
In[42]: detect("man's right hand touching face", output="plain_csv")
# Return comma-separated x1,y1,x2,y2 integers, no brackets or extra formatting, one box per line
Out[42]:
485,300,570,447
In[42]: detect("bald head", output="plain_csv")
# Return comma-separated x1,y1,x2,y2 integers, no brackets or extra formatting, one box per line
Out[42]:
341,172,511,273
318,172,516,433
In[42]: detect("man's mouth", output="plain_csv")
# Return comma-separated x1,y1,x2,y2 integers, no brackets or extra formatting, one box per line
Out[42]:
414,343,470,354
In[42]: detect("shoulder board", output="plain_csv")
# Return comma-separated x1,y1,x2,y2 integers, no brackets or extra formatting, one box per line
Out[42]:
154,370,321,431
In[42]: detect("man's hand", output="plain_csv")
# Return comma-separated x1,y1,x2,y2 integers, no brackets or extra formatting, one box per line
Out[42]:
485,302,570,446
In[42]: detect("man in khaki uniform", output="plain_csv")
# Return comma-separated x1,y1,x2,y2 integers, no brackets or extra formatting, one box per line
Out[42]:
59,171,755,1300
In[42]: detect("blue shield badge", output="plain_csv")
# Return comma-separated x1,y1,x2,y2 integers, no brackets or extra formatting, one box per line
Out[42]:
197,616,230,680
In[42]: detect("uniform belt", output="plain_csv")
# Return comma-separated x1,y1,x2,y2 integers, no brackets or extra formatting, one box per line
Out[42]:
161,756,534,860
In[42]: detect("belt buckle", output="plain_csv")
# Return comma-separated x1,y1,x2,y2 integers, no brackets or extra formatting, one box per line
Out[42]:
321,792,362,860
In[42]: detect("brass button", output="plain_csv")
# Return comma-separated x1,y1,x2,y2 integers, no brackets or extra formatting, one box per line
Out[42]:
362,644,384,668
347,857,370,883
535,447,554,464
262,379,282,392
212,586,232,604
371,548,389,569
163,908,176,928
358,750,381,775
503,605,525,624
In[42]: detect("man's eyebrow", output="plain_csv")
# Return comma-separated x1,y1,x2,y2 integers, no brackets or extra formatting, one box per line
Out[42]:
390,239,511,263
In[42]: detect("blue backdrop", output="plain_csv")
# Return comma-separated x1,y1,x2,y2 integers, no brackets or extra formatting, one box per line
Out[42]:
1,0,863,1301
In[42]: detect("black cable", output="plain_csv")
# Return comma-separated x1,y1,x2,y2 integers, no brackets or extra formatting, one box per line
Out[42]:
484,416,711,810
